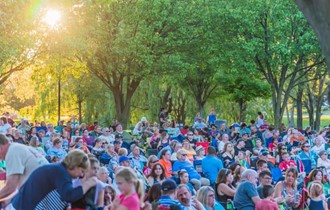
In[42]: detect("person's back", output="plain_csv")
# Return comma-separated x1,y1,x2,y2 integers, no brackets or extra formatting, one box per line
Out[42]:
233,170,260,210
12,163,84,210
202,147,223,184
6,143,48,187
255,199,278,210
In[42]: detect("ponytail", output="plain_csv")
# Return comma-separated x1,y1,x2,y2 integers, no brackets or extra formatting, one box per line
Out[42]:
135,179,145,208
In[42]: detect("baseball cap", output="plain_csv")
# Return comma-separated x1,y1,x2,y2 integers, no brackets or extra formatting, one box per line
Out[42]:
161,179,177,192
259,149,269,156
119,156,130,164
195,145,204,153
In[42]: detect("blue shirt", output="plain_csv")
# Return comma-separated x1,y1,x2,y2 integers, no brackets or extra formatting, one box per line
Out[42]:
233,180,258,210
12,163,84,210
202,155,223,184
173,160,201,179
158,195,184,210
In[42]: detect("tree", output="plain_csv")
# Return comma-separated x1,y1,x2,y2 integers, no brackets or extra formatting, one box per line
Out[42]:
0,1,37,86
294,1,330,74
224,0,325,127
67,0,217,128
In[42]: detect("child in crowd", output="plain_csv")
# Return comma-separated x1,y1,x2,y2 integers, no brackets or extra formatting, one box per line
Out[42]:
255,185,279,210
236,151,250,169
278,152,297,172
111,167,144,210
307,181,328,210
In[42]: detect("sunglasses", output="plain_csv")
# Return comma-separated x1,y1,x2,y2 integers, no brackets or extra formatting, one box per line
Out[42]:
181,154,187,156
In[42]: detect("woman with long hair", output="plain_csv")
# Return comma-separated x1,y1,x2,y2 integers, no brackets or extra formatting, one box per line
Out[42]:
215,168,236,210
274,167,300,209
147,163,166,186
196,186,224,210
222,143,235,168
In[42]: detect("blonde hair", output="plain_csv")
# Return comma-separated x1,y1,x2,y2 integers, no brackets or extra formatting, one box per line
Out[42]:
196,186,215,207
118,148,128,156
63,150,89,170
115,167,144,207
308,181,324,198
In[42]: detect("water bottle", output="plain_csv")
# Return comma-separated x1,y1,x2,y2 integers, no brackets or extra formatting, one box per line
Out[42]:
294,191,300,205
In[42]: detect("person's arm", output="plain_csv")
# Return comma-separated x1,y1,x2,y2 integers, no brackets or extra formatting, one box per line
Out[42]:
147,177,154,186
97,189,104,207
218,183,235,197
0,174,20,198
251,196,261,204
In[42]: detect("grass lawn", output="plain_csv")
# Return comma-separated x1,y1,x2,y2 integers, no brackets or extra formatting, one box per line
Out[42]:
282,115,330,129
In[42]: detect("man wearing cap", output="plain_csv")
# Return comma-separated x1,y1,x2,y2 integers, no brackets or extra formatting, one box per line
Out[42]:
202,146,223,185
133,117,148,135
113,139,122,154
128,144,147,171
257,149,275,169
192,117,207,130
119,156,131,167
152,179,184,210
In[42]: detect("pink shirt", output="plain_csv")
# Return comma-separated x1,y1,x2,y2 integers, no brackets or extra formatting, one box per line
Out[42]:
119,193,140,210
255,199,279,210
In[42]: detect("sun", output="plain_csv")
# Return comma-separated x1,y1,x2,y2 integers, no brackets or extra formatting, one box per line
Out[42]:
42,9,61,28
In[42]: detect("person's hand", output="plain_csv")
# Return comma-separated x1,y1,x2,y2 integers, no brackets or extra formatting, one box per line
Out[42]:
0,168,5,174
111,197,120,209
192,197,204,210
286,195,294,203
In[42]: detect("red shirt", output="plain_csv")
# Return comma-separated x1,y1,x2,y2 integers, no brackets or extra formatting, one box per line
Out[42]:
279,160,297,171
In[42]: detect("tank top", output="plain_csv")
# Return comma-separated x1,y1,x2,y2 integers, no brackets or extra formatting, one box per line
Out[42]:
308,198,323,210
216,183,234,210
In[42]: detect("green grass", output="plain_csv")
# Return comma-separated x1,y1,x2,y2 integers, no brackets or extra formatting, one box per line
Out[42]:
282,116,330,129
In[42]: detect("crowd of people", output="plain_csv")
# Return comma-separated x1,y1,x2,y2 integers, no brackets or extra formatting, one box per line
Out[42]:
0,110,330,209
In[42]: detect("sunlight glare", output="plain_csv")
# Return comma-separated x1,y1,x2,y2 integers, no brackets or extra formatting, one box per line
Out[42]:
43,9,61,28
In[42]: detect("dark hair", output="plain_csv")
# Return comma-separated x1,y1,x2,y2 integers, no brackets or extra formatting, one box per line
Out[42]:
160,149,170,159
178,169,188,177
256,159,267,169
262,185,275,198
259,170,272,179
148,163,165,180
216,168,232,184
145,183,162,203
207,146,216,155
308,169,325,183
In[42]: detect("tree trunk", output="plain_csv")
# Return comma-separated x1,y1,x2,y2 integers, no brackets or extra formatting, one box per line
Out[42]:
294,0,330,74
78,99,82,124
111,78,140,129
238,100,247,123
296,86,304,129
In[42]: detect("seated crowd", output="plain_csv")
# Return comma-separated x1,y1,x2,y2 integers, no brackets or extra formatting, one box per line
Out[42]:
1,112,330,210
